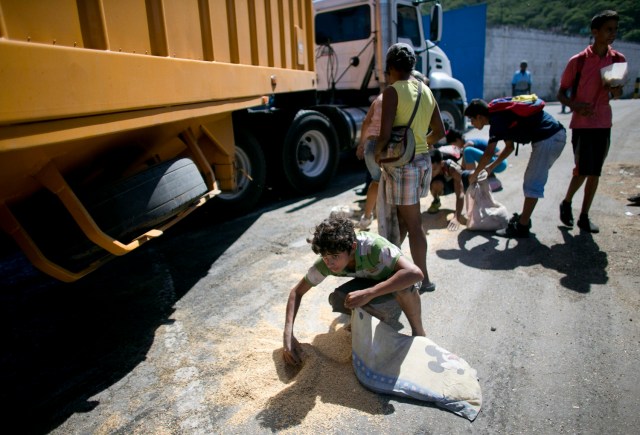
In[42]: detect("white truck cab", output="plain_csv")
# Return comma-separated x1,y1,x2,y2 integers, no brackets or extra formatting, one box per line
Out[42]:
313,0,467,131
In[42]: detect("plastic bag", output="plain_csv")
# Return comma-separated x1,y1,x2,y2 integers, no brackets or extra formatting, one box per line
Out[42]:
600,62,628,87
465,171,509,231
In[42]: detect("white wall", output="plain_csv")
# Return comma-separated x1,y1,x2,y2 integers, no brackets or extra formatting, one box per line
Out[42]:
483,26,640,101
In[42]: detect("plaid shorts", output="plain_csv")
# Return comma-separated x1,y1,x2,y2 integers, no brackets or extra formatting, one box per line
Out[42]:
383,153,432,205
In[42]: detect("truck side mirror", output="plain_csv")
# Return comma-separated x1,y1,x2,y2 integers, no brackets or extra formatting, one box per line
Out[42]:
429,3,442,42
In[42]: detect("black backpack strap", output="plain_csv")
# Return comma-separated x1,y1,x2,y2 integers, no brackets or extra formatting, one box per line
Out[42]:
571,52,586,99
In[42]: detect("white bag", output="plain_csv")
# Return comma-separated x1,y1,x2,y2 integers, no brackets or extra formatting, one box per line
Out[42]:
465,171,509,231
600,62,628,87
351,308,482,421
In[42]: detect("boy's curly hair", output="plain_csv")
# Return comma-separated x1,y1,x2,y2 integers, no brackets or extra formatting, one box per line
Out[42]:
309,217,356,256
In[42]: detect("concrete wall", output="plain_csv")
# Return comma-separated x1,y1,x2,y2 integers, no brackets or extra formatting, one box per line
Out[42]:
483,26,640,101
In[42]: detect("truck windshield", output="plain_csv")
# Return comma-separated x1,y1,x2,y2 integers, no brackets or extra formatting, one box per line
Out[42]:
315,5,371,44
397,4,421,46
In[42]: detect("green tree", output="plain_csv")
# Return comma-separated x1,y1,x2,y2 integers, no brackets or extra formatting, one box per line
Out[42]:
436,0,640,40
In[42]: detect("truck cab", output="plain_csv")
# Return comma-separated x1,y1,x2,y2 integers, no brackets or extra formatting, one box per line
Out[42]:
313,0,467,130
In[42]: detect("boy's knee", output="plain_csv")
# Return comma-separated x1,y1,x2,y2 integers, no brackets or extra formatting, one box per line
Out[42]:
328,290,351,315
394,284,419,299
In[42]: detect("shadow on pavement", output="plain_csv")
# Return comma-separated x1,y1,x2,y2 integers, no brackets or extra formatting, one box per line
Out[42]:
435,226,608,294
0,156,366,433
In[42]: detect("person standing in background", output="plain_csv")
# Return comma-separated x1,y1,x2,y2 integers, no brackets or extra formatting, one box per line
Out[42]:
557,10,626,234
512,60,532,96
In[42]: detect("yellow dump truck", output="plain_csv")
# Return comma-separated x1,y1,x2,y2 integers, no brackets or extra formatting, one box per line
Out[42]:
1,1,458,283
0,0,322,282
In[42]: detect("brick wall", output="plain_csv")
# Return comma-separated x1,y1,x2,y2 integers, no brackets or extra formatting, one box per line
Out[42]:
483,26,640,101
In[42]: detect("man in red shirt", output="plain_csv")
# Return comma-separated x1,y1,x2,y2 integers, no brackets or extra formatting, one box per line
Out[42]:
557,10,626,233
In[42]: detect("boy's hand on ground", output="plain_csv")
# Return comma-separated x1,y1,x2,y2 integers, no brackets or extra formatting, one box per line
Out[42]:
344,289,374,309
447,216,461,231
283,334,304,366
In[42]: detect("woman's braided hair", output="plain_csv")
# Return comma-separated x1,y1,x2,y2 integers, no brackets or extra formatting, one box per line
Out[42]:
386,43,417,73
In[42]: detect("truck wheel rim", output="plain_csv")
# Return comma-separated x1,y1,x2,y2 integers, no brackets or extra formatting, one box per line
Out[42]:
218,147,251,200
296,130,329,177
440,110,456,131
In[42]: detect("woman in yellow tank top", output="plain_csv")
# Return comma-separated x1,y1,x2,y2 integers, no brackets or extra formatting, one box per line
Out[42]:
374,43,445,293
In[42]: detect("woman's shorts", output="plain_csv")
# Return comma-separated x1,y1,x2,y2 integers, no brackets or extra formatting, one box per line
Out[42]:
364,138,382,182
571,128,610,177
383,152,432,205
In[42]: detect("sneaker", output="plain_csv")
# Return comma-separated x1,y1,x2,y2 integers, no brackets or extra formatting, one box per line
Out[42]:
577,214,599,233
628,194,640,204
496,213,530,238
427,198,441,214
357,214,373,230
559,201,574,227
419,281,436,293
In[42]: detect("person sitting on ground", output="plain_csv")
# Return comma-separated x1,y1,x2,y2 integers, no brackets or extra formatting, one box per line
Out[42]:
445,129,505,171
446,128,506,192
464,98,566,238
427,145,462,214
428,149,470,231
282,217,426,366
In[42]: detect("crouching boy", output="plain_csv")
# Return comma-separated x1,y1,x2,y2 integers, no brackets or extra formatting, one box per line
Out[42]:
283,217,425,366
464,99,566,238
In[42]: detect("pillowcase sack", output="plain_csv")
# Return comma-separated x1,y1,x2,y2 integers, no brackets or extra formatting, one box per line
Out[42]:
351,308,482,421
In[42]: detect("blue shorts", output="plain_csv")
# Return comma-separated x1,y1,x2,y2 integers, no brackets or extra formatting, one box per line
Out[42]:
523,129,566,198
463,146,507,173
364,138,382,182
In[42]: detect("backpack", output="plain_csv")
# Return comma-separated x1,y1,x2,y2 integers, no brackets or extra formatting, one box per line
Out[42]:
488,94,545,117
487,94,546,154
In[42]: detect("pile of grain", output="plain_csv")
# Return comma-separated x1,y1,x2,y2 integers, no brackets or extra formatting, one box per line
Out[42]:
205,304,391,432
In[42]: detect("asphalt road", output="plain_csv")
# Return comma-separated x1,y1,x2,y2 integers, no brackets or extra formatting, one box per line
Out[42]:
1,101,638,434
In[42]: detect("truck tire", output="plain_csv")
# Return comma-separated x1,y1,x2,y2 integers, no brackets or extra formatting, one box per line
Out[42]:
438,99,464,131
14,158,207,271
213,130,266,215
281,110,339,193
83,158,207,240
